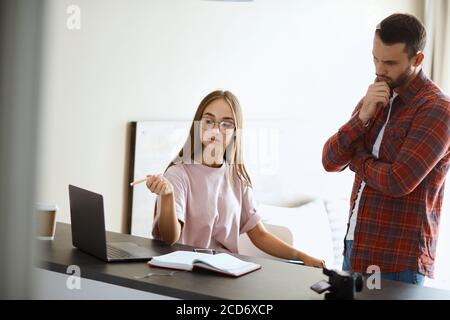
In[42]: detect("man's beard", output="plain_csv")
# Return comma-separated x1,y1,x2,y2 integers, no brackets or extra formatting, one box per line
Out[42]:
378,66,414,89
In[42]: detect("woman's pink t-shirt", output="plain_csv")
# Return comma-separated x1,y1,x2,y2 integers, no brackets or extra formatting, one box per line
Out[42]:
152,163,261,253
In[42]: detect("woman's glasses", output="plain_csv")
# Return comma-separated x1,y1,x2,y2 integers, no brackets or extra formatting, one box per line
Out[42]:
200,117,235,132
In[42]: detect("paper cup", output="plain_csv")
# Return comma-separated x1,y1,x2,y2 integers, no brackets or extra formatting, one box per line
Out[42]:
36,203,58,240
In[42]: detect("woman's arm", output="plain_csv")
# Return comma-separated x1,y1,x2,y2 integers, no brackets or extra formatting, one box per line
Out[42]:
158,193,182,245
247,222,325,268
147,175,182,245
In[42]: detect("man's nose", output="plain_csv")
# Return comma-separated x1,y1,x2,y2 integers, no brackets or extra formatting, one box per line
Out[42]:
375,62,387,77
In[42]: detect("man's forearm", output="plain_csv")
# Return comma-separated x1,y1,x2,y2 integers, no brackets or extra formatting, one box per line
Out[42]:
323,114,367,172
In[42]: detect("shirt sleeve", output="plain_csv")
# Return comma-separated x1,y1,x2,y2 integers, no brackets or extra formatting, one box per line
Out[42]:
151,165,188,239
349,98,450,197
322,98,368,172
239,184,262,234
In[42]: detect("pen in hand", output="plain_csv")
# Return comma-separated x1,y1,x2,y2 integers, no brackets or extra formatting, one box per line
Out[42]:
130,175,173,196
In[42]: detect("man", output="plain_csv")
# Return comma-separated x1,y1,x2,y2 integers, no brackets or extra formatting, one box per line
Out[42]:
322,13,450,285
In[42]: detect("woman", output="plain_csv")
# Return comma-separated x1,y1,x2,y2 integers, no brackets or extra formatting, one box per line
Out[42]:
147,90,324,268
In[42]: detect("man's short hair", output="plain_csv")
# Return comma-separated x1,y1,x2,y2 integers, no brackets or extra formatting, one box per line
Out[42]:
376,13,426,58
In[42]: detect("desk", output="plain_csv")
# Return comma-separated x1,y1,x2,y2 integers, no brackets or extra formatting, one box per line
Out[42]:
37,223,450,300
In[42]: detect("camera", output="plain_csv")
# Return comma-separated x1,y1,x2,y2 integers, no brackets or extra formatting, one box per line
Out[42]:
310,268,363,300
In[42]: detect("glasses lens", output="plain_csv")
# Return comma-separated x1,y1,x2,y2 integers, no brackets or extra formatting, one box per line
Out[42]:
201,118,214,129
220,121,235,131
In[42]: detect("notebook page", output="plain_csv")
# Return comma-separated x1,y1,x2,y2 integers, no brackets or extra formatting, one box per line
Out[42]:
193,253,259,272
150,251,213,270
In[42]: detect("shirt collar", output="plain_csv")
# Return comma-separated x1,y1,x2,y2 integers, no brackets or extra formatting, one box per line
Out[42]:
395,69,428,106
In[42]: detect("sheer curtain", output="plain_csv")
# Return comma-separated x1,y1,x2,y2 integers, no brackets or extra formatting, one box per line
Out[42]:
423,0,450,91
423,0,450,290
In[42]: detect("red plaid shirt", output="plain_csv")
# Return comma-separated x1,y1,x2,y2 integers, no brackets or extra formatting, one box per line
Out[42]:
322,70,450,277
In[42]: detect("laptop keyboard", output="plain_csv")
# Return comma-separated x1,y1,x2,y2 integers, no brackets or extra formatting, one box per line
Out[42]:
107,244,136,259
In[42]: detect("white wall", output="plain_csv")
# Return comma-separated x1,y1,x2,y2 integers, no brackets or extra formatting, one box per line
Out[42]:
37,0,425,234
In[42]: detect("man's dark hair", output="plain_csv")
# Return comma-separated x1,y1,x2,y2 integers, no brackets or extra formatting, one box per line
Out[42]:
376,13,426,58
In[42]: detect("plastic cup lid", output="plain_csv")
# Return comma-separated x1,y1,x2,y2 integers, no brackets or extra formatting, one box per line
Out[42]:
36,203,59,211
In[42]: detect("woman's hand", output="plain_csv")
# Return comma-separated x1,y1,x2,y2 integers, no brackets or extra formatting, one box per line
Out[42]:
303,255,326,268
146,174,174,196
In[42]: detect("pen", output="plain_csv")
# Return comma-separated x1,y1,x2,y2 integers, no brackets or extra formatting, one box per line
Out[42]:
129,177,147,186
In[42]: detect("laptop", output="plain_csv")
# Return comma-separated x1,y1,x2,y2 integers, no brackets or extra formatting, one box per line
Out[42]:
68,184,154,262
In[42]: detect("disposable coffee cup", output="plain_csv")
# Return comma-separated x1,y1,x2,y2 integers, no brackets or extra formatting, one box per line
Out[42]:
36,203,58,240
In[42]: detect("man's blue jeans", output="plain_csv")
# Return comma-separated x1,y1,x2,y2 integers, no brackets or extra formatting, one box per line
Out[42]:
342,240,425,286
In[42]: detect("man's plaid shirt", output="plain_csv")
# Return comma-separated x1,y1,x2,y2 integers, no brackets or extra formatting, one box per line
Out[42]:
322,70,450,277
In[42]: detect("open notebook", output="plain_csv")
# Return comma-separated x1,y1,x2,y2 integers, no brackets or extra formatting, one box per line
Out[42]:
148,251,261,277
